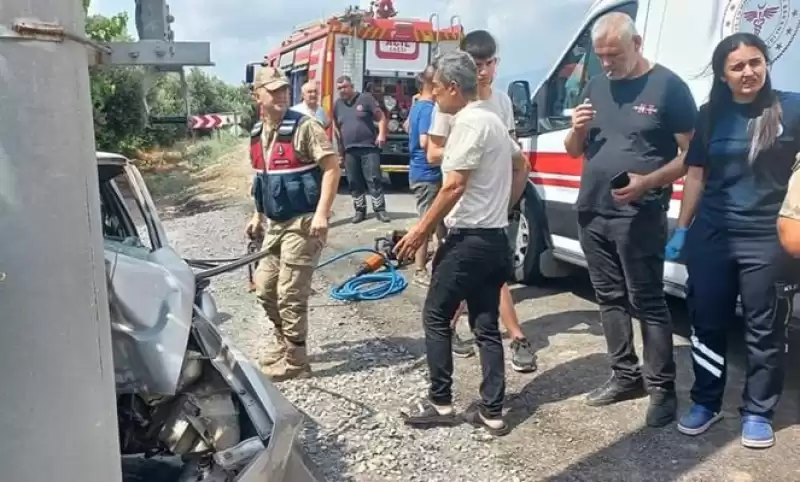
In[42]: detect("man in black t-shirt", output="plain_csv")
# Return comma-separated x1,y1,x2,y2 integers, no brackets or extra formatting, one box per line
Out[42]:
564,12,696,427
334,75,390,223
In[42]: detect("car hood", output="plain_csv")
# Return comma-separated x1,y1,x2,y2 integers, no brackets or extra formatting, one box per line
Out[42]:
191,310,323,482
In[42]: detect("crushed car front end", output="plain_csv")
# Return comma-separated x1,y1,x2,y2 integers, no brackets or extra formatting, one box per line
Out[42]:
99,152,320,481
188,310,320,481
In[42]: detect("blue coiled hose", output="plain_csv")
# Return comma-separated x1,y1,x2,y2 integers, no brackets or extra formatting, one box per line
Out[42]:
316,248,408,302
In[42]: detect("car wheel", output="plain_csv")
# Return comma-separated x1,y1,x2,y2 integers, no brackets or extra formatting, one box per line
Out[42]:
509,183,549,285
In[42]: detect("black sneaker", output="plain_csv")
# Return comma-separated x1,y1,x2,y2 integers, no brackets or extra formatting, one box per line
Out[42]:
452,329,475,358
509,337,537,373
585,375,646,407
646,388,677,427
400,399,459,428
463,408,511,436
352,211,366,224
375,211,390,223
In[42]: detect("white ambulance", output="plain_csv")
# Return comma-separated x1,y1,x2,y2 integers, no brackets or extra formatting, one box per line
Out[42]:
506,0,800,297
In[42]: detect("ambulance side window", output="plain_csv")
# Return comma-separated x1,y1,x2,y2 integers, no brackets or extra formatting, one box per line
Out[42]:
537,3,637,133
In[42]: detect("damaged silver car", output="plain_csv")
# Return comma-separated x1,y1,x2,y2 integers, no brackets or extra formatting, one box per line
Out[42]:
98,152,320,482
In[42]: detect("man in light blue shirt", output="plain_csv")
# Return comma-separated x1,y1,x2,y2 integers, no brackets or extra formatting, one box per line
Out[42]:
291,80,336,152
407,66,443,287
291,81,331,128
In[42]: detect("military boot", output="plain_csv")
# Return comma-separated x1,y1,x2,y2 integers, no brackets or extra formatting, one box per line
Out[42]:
258,328,287,367
261,341,311,382
351,209,367,224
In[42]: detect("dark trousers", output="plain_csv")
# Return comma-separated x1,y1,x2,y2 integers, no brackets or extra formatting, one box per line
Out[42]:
344,147,386,213
685,220,790,417
423,228,512,418
578,211,676,391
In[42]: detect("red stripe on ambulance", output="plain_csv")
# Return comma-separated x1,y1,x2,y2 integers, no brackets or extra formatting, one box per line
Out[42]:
526,151,683,200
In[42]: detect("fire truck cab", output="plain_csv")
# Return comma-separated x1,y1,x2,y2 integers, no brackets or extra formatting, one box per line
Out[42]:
505,0,800,295
246,5,463,184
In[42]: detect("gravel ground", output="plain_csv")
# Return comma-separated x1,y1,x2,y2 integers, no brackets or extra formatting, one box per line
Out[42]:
150,148,800,481
162,200,527,482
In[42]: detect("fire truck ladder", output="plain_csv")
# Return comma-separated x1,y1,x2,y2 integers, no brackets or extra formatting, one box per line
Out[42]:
429,14,462,59
293,17,327,32
340,5,366,81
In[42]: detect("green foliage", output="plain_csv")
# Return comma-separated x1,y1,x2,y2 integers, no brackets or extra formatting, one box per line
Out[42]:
187,131,242,169
91,67,150,154
142,132,243,200
85,9,252,156
86,12,131,42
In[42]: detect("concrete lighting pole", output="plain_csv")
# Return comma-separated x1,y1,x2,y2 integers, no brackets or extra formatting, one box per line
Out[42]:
0,1,122,481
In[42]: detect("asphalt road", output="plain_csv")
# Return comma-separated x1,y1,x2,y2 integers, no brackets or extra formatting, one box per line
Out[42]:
319,186,800,481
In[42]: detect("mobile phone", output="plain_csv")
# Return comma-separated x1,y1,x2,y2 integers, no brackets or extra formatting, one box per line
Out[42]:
610,171,630,190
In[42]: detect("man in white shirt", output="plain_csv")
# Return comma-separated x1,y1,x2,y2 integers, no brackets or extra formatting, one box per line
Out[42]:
291,81,330,127
426,30,536,374
394,50,530,436
291,81,338,153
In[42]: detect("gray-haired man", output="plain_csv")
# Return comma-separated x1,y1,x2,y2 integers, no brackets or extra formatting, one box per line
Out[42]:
394,50,530,436
565,12,694,427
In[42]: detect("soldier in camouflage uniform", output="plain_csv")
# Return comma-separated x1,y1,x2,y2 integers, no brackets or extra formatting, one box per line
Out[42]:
246,66,341,381
778,154,800,257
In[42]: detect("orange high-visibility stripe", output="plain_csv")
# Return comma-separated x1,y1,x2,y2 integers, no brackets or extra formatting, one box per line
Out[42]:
321,34,334,140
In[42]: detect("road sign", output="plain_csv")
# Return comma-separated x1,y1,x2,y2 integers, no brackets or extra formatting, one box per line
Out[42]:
150,115,188,125
190,114,230,130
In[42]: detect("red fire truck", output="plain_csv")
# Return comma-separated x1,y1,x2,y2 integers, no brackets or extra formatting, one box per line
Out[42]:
246,3,463,183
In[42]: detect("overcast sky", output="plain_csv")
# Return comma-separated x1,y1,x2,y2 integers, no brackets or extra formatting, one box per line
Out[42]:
88,0,591,88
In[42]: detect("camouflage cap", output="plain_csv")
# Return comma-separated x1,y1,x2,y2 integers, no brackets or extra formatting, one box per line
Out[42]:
254,66,289,91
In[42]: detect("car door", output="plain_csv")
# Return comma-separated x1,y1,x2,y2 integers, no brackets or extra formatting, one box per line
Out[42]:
102,160,196,395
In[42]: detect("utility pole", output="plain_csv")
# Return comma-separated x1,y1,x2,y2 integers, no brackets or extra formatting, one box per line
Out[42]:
110,0,213,126
0,1,122,482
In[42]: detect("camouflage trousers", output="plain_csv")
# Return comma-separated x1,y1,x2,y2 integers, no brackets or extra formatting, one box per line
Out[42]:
254,214,324,344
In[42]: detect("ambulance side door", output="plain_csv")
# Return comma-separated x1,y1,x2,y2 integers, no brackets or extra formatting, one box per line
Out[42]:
529,1,639,249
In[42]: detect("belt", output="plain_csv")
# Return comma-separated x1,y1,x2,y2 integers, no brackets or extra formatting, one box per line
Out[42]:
447,227,506,236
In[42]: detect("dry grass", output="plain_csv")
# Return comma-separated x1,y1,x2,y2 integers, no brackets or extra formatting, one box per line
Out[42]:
132,134,253,217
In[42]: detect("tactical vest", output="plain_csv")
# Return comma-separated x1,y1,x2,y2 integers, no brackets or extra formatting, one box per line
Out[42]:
250,109,322,222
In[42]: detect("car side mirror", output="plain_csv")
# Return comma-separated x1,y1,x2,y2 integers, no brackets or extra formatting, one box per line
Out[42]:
508,80,537,135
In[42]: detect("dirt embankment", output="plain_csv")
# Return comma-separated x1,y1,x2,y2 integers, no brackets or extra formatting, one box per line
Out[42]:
136,138,253,217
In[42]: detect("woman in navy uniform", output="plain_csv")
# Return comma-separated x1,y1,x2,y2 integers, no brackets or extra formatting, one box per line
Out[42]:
665,32,800,448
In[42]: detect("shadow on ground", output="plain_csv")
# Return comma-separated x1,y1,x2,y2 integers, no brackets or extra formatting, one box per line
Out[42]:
329,211,418,230
536,342,800,481
512,271,696,340
510,272,596,306
508,273,800,481
294,406,354,482
330,183,419,229
308,335,425,379
505,352,610,429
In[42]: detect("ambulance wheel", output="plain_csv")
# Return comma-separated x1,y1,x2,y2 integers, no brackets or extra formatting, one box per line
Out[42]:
510,182,549,285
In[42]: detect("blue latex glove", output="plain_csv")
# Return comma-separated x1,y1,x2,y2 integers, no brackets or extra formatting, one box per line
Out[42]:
665,228,688,261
